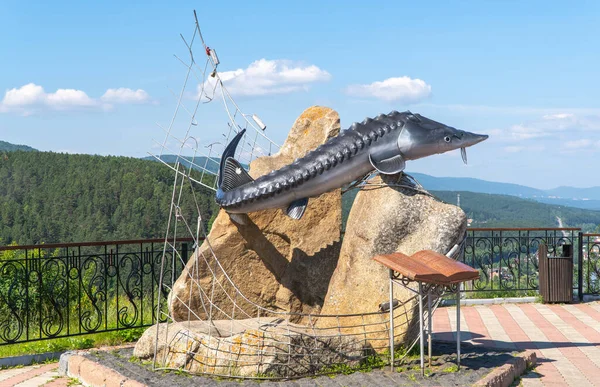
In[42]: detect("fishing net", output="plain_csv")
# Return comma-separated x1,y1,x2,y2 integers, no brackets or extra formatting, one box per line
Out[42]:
148,12,461,379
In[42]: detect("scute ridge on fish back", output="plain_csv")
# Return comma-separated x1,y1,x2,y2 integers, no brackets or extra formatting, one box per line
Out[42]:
216,110,488,220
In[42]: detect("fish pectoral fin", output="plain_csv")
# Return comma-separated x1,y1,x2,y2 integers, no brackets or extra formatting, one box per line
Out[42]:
229,213,249,225
285,198,308,220
369,153,406,175
220,158,254,192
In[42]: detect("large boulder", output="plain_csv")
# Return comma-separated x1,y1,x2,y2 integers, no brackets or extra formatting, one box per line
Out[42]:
169,106,343,322
319,174,467,351
134,318,364,378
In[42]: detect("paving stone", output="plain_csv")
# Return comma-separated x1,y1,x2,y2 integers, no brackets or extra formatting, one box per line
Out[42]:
327,374,366,387
257,381,281,387
293,378,319,386
239,380,261,386
360,370,399,387
311,376,341,387
279,381,301,387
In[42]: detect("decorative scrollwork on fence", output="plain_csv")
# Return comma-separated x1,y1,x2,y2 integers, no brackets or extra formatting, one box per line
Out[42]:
39,258,68,338
584,236,600,295
0,260,26,343
461,229,580,296
118,253,142,328
80,255,106,333
0,239,191,346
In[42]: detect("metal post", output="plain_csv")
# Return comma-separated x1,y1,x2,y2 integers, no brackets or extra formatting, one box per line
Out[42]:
389,269,394,371
456,288,461,369
428,289,432,368
578,232,584,302
419,282,424,376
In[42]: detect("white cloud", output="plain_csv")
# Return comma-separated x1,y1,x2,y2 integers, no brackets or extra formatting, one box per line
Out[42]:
565,139,592,149
503,144,545,153
46,89,96,107
345,76,432,103
504,146,524,153
1,83,152,114
543,113,575,120
493,113,600,143
2,83,46,106
101,88,150,103
203,59,331,97
415,103,600,116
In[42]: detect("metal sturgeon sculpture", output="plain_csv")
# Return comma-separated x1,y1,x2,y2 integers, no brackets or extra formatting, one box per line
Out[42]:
216,111,488,221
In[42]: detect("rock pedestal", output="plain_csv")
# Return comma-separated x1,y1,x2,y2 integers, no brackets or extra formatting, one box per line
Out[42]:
134,318,363,378
168,106,343,322
318,174,467,350
136,107,468,376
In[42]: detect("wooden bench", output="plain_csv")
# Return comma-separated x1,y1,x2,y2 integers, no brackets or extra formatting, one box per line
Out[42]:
373,250,480,375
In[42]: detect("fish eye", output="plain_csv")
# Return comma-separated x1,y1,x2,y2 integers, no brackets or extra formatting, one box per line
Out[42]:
444,136,451,143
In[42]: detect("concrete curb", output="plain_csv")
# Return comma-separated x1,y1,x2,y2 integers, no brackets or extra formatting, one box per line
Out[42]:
473,350,537,387
60,347,146,387
442,297,538,306
0,350,65,368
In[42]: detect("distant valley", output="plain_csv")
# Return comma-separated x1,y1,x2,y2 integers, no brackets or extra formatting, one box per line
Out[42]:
1,142,600,245
409,172,600,210
143,155,600,210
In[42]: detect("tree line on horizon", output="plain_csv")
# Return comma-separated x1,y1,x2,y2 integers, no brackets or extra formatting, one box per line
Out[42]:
3,149,600,247
0,151,219,246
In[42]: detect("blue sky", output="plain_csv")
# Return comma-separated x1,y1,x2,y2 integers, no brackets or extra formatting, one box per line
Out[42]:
1,1,599,189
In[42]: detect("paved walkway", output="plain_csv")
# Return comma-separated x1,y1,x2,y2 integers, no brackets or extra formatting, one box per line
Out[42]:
1,301,598,386
0,363,79,387
433,301,600,386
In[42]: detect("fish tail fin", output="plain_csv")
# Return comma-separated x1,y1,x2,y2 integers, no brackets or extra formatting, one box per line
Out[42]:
218,129,254,192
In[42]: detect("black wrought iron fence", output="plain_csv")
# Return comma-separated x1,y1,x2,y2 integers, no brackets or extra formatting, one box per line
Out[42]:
581,233,600,295
460,228,582,298
0,238,193,346
2,229,599,346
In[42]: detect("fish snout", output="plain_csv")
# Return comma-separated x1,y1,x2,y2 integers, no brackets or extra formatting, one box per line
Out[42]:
462,132,488,147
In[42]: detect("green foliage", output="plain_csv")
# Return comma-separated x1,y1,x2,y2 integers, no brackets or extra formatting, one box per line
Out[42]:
0,151,219,245
116,327,146,342
0,327,148,358
0,141,37,152
432,190,600,231
444,364,459,373
343,188,600,232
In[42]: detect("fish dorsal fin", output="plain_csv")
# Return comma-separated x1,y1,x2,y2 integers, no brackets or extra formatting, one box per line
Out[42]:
220,157,254,192
218,129,246,188
286,198,308,220
369,153,406,175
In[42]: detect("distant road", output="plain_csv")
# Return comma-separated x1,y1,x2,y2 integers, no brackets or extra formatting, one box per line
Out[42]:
556,216,569,237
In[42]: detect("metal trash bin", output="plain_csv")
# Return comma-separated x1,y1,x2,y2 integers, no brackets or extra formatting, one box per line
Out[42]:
538,244,573,303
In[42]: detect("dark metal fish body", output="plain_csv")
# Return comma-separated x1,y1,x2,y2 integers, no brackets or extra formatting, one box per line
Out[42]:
216,111,488,217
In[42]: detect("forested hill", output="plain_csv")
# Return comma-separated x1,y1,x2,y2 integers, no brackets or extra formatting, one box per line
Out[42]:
431,190,600,231
0,140,37,152
0,151,218,245
341,188,600,231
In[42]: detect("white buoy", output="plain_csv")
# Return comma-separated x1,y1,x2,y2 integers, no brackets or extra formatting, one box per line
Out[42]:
252,114,266,131
209,48,220,66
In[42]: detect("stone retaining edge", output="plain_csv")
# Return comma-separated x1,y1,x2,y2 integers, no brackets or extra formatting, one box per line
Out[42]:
473,350,537,387
59,347,537,387
59,348,146,387
441,297,538,306
0,350,65,368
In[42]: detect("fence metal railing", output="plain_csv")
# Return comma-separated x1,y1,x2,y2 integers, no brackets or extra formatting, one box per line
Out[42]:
580,233,600,296
460,228,600,299
1,229,599,347
0,238,193,346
